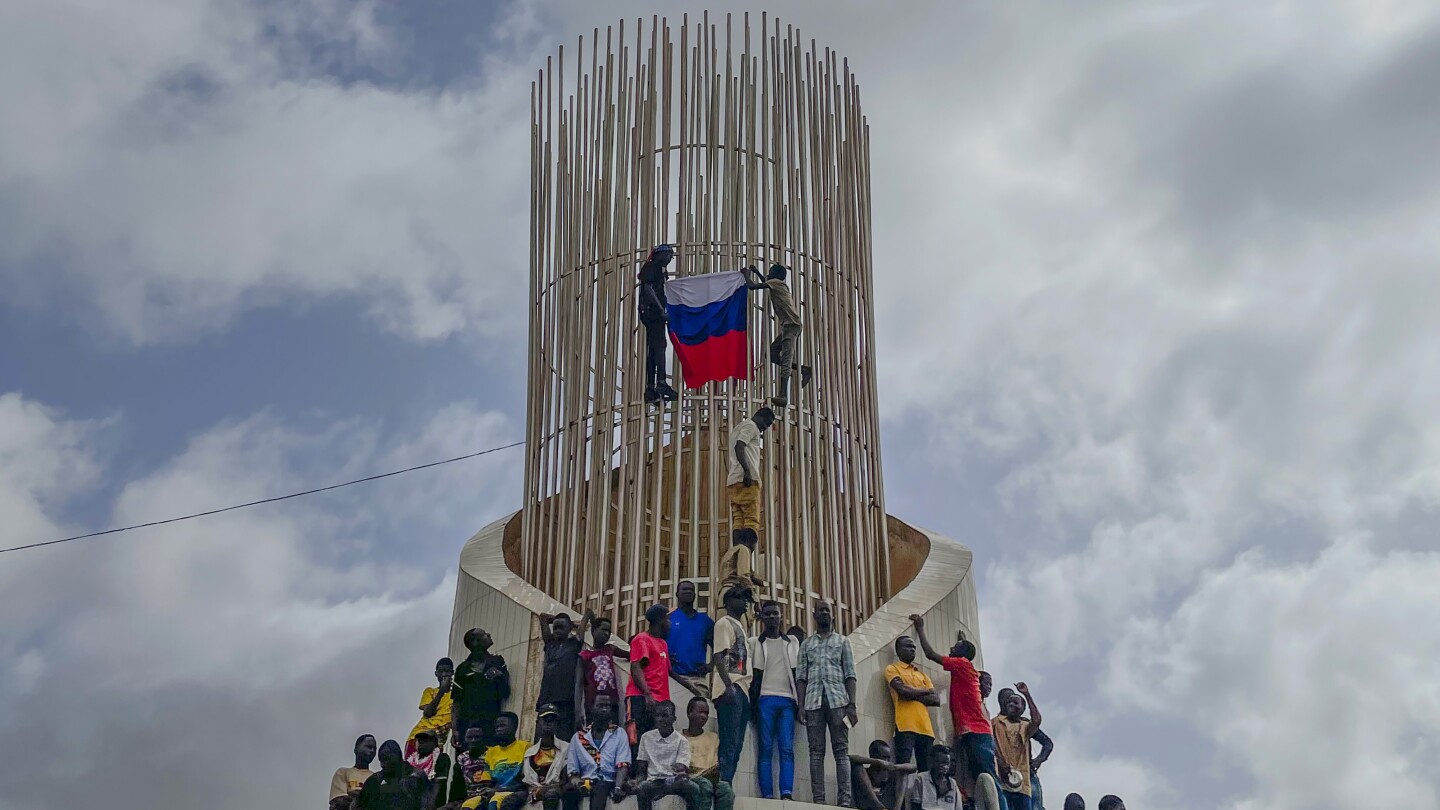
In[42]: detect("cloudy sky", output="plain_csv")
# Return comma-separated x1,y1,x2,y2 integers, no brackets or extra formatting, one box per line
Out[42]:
3,0,1439,807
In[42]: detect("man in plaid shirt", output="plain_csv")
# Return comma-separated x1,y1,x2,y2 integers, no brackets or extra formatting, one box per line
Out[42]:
796,600,858,806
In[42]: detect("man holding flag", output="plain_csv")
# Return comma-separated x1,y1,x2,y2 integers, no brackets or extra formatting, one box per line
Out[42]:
638,244,680,405
742,264,812,408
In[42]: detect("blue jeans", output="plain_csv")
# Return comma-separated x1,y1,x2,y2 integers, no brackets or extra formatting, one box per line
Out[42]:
957,732,1004,809
716,685,749,783
1031,775,1043,810
956,732,1000,782
756,695,797,796
1001,792,1030,810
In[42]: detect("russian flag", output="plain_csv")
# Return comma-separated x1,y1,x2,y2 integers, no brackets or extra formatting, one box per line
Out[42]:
666,270,749,389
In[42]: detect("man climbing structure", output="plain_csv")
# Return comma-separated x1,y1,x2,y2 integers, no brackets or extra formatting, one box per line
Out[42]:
742,263,812,408
639,244,680,405
723,407,775,591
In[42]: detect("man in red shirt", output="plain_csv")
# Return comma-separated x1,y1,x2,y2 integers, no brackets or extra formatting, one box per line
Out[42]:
627,604,673,740
910,615,1001,796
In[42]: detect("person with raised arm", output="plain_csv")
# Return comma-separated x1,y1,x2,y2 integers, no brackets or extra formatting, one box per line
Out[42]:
579,609,628,725
740,263,812,408
909,615,999,800
991,684,1043,810
537,612,584,742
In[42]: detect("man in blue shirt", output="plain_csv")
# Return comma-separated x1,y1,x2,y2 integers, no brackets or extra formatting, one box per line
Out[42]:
668,580,714,695
563,694,631,810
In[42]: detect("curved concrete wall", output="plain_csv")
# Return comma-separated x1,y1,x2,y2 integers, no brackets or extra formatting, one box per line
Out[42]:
450,511,981,801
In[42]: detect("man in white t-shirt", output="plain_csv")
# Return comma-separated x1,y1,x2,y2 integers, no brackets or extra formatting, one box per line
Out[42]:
724,408,776,590
634,702,700,810
750,599,801,799
710,583,754,785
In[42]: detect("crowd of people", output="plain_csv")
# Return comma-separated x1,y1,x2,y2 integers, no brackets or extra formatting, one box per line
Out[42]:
326,248,1129,809
327,591,1127,810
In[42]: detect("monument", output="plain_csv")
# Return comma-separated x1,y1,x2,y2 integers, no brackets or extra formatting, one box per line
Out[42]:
450,14,983,802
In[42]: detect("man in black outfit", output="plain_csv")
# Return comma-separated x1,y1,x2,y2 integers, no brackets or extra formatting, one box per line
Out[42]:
356,740,429,810
638,244,679,404
452,628,510,754
538,612,584,741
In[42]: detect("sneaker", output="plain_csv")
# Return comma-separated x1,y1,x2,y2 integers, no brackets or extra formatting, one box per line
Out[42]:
644,386,661,404
769,395,788,408
800,365,814,388
657,382,679,401
781,794,793,801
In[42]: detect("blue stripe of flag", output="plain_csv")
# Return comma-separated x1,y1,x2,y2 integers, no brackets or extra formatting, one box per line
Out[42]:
666,289,748,346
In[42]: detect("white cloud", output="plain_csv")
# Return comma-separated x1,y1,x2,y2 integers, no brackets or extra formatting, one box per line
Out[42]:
0,0,534,344
0,394,519,809
6,0,1440,807
1106,540,1440,809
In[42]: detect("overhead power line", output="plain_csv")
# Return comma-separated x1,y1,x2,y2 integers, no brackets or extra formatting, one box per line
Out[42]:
0,439,526,556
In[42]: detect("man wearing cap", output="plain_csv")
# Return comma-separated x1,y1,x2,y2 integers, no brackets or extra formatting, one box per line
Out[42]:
710,583,754,785
638,244,680,405
404,730,451,808
741,264,812,408
525,704,571,810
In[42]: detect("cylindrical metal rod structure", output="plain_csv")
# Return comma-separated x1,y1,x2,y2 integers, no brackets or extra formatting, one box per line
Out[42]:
522,14,887,637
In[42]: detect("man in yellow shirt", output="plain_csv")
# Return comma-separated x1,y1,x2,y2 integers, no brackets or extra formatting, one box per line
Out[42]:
885,635,940,771
328,734,377,810
406,657,454,756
